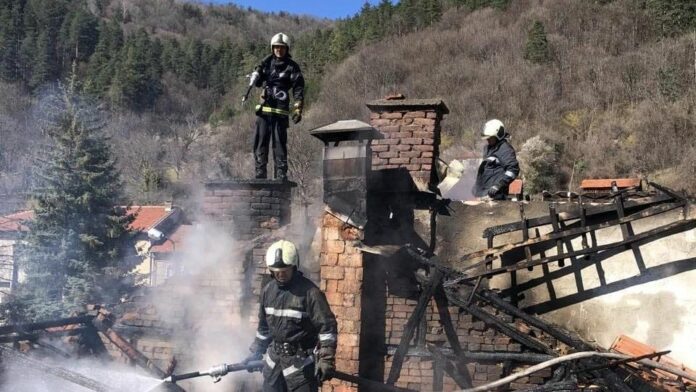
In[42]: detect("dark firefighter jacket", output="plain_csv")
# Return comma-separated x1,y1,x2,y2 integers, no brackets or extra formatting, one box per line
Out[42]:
252,271,337,354
254,54,305,115
473,137,520,198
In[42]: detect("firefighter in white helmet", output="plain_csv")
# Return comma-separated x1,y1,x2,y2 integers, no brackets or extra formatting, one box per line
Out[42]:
473,119,520,200
248,33,305,181
243,240,337,391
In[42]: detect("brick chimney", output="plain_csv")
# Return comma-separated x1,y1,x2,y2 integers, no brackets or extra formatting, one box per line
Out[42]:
202,179,295,309
367,97,449,191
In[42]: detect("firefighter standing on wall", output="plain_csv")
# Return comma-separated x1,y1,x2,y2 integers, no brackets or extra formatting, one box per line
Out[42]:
473,119,520,200
243,240,337,392
249,33,305,181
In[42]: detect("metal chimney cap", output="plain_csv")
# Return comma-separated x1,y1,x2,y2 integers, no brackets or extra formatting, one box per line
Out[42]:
310,120,383,144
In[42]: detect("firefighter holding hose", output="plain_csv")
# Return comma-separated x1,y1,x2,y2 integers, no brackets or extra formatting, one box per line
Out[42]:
243,240,337,391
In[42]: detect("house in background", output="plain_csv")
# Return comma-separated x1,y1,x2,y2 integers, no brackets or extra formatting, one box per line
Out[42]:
130,205,192,286
0,211,31,302
0,204,189,301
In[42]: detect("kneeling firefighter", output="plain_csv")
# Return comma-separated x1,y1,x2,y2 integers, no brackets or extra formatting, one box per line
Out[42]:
473,119,520,200
243,240,337,392
248,33,305,181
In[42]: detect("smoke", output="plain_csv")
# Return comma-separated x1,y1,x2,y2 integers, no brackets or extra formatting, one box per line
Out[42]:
142,218,263,391
0,349,164,392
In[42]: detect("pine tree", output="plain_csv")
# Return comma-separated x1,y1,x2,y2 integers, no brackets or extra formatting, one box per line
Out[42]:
111,30,162,109
15,74,135,321
524,21,552,64
0,2,23,81
646,0,696,36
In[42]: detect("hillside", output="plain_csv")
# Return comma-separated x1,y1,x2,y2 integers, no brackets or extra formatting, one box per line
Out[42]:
0,0,695,209
303,0,696,195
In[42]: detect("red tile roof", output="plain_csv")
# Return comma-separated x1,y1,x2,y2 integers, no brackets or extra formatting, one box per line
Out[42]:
611,335,696,388
0,206,174,233
126,206,173,231
0,210,33,233
580,178,641,190
150,224,193,253
508,179,523,195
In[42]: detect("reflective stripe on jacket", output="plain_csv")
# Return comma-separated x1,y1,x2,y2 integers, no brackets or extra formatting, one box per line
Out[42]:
473,138,520,197
254,54,304,113
252,272,337,355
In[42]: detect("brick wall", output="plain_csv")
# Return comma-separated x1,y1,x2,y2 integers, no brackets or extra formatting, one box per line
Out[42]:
382,294,556,391
316,97,560,391
319,212,364,392
100,179,293,391
202,179,294,297
367,98,448,190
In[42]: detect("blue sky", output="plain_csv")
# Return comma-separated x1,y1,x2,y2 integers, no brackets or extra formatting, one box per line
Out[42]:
204,1,387,19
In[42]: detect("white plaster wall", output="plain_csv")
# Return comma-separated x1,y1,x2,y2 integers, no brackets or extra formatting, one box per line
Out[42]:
490,208,696,368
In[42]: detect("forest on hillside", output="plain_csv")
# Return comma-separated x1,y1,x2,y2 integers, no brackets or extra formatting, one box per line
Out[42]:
0,0,694,211
304,0,696,195
0,0,694,320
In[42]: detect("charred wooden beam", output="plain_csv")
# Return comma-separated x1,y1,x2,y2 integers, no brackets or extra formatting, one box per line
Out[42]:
428,345,473,389
481,194,673,239
471,291,633,392
574,350,670,374
91,310,168,379
445,290,553,355
0,327,88,343
433,284,473,387
461,202,685,268
523,256,696,314
467,219,696,280
386,267,444,385
517,381,579,391
0,315,94,335
475,290,593,351
614,189,647,272
385,345,554,363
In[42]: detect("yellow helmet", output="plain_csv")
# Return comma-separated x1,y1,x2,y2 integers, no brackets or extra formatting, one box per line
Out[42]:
265,240,299,270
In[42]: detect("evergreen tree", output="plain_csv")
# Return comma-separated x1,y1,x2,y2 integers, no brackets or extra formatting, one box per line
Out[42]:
15,76,135,321
0,1,23,81
84,20,123,96
111,30,162,109
59,7,99,63
524,21,552,64
646,0,696,36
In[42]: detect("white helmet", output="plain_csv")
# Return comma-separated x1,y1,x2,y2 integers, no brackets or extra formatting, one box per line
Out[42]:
265,240,299,270
270,33,291,49
481,119,506,140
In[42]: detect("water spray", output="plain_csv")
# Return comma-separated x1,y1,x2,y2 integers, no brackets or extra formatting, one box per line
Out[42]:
163,360,263,384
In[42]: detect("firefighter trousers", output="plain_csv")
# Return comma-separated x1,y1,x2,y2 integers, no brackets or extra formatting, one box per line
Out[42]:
254,114,288,179
262,348,318,392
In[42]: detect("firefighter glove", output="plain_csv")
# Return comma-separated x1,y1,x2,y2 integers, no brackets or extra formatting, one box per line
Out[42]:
316,357,335,382
316,346,335,382
487,186,500,198
243,351,263,373
249,71,260,86
291,101,303,124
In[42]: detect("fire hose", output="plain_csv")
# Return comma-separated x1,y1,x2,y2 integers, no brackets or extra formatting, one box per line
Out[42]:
163,360,416,392
163,360,264,383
